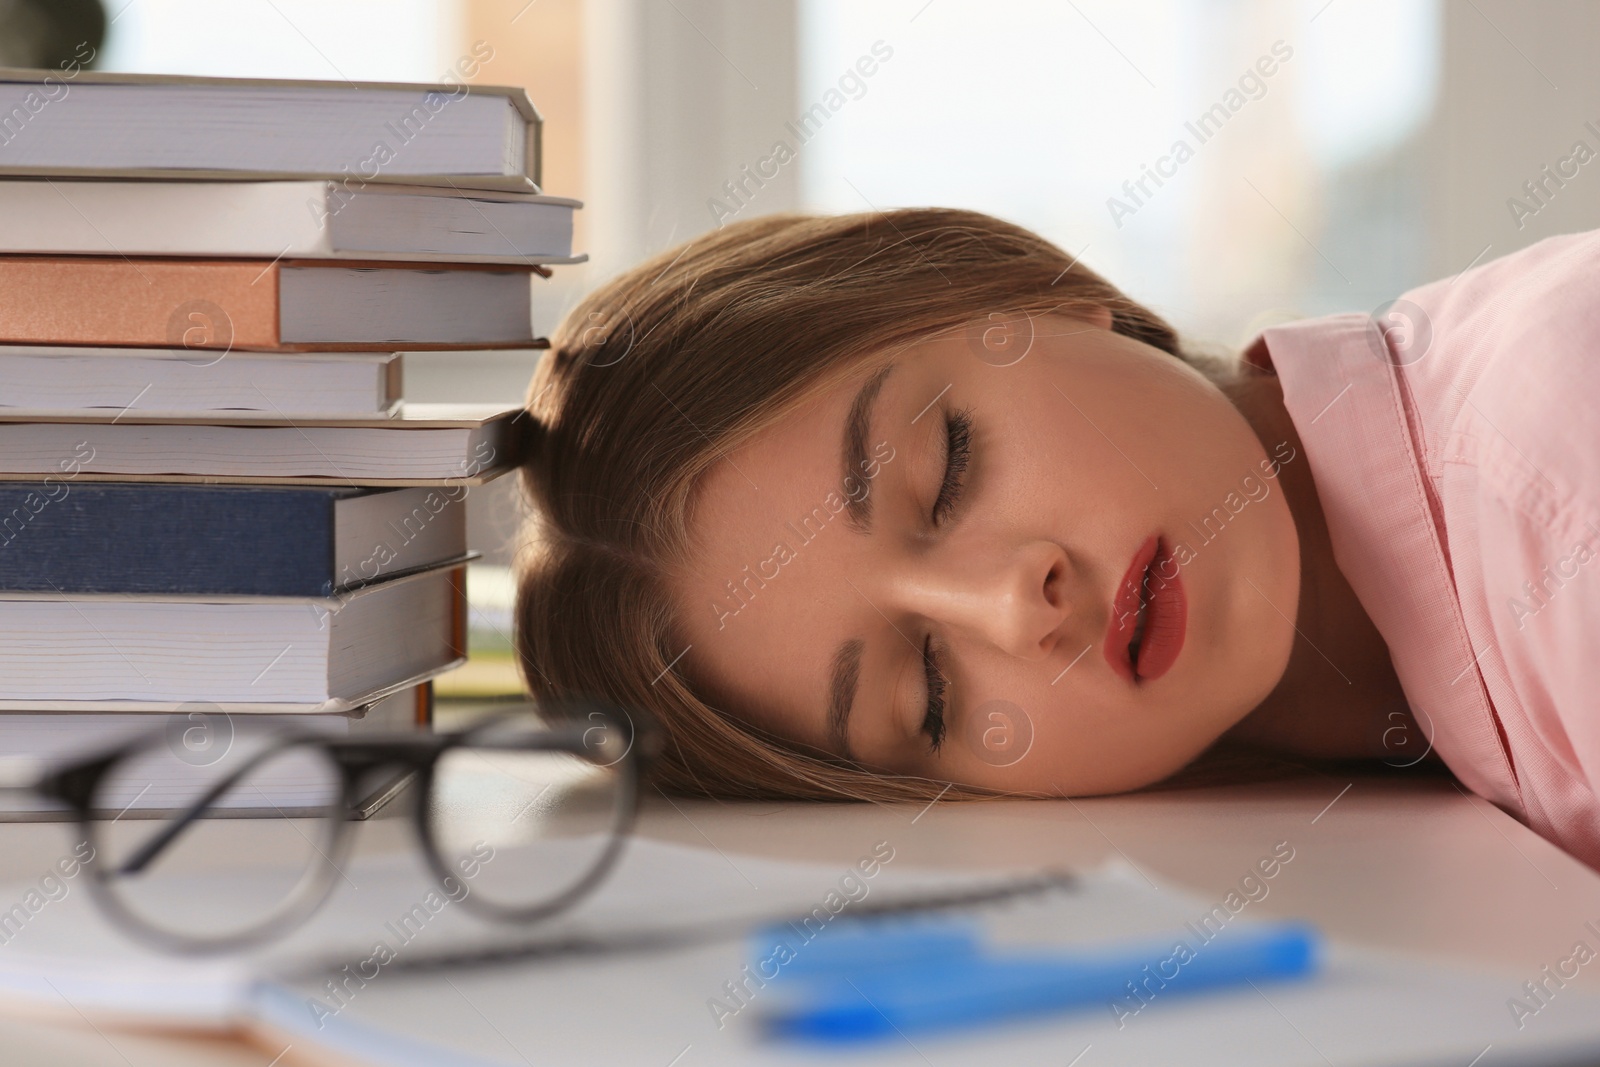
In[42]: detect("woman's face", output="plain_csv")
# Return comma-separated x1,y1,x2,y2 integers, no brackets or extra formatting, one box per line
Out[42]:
669,311,1301,794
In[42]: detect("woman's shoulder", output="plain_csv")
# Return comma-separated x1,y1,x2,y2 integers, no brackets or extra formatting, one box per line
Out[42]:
1402,227,1600,404
1397,227,1600,535
1249,228,1600,534
1380,232,1600,849
1401,227,1600,382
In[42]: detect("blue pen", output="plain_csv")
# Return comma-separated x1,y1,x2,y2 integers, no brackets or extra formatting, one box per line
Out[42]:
750,915,983,981
759,920,1321,1044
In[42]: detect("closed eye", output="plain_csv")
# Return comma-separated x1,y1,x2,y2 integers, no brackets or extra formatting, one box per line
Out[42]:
921,634,948,754
932,408,972,526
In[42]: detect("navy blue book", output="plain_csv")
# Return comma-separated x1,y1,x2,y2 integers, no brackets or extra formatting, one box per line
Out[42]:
0,482,467,595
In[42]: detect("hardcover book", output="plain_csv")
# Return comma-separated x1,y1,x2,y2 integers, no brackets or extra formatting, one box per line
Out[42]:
0,684,434,820
0,563,469,714
0,259,538,351
0,347,402,418
0,483,467,596
0,181,580,265
0,67,542,189
0,403,530,484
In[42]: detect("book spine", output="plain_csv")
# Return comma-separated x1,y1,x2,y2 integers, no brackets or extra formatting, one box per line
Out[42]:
0,258,280,349
0,483,335,595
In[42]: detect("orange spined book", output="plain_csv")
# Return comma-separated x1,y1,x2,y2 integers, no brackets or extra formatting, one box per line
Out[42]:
0,258,536,350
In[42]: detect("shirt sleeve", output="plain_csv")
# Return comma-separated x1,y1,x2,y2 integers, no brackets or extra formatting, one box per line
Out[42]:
1473,473,1600,793
1444,228,1600,815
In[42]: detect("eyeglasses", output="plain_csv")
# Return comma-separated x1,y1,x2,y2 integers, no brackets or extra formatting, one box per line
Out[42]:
0,700,655,955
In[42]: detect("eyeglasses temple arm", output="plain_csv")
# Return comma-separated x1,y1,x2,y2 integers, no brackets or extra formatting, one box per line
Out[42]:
114,742,304,876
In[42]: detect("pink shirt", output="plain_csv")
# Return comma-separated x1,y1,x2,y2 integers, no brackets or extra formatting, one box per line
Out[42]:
1247,228,1600,871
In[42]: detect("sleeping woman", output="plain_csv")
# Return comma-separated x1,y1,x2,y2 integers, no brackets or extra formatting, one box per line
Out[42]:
514,208,1600,872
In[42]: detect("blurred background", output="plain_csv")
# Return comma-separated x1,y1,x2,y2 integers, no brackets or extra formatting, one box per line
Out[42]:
11,0,1599,697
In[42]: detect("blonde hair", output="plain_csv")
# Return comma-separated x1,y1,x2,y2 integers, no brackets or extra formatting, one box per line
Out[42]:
515,209,1237,801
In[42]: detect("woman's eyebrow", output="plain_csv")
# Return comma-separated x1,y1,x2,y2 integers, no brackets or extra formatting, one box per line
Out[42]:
842,363,894,532
828,637,864,760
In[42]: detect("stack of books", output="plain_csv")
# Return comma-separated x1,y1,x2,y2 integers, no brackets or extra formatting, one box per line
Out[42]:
0,68,578,816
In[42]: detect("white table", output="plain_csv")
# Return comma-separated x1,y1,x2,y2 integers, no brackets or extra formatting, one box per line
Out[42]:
0,768,1592,1065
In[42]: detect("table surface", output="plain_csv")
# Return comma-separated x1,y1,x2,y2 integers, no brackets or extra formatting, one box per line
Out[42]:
0,765,1595,1065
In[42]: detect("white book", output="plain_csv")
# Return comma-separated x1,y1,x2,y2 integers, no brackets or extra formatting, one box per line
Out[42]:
0,403,526,484
0,346,401,419
0,684,431,820
0,182,581,265
0,563,467,713
0,68,542,188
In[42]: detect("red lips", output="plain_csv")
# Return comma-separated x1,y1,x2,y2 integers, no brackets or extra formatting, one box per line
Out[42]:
1102,534,1187,683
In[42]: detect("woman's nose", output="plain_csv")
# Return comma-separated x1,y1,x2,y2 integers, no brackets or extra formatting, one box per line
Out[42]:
889,539,1073,660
